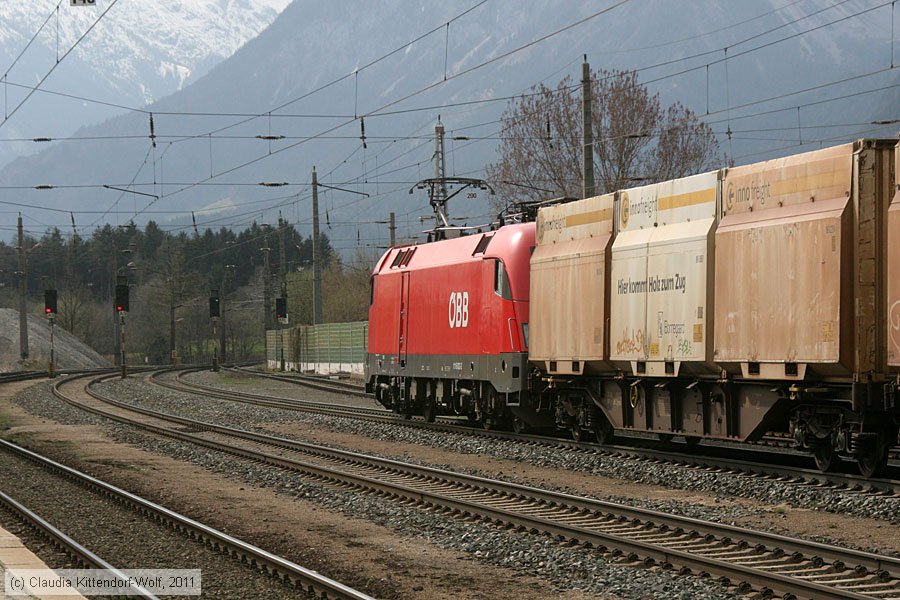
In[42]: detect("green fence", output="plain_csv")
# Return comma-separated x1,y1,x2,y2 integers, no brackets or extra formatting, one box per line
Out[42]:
296,321,368,365
267,321,368,370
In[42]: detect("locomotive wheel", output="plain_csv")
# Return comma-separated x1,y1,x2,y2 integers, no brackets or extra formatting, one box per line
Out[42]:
811,440,837,472
511,416,527,435
481,386,501,431
570,422,587,442
423,399,437,423
857,437,888,479
593,419,614,445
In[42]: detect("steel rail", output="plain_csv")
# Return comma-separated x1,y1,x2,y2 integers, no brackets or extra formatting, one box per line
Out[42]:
224,366,369,396
1,408,374,600
154,368,900,496
152,368,383,416
60,373,900,600
0,489,159,599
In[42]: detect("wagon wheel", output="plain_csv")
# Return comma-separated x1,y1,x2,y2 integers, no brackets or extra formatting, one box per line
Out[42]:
423,398,437,423
683,436,702,447
857,436,888,479
593,418,614,445
657,433,674,443
811,439,837,472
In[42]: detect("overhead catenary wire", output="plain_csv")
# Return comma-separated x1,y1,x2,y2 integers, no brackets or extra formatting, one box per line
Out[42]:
1,1,64,118
123,0,633,223
0,0,120,130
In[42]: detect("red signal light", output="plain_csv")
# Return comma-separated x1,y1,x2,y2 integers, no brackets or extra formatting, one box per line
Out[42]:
116,305,123,312
45,307,52,314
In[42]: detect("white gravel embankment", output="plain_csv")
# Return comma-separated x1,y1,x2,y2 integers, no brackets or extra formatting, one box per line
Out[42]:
0,308,109,372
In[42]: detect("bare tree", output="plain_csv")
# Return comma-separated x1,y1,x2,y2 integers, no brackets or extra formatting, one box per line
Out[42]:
487,69,720,210
57,284,91,341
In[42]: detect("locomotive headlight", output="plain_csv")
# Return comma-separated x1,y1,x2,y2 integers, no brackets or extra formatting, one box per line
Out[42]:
522,323,529,349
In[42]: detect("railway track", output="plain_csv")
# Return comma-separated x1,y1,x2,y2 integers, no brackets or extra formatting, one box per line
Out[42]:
0,367,112,385
52,372,900,600
0,477,158,599
155,368,900,497
227,366,369,396
0,433,373,600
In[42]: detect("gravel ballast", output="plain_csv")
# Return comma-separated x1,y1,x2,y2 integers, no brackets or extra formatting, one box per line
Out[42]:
12,379,741,600
0,446,316,599
114,376,900,527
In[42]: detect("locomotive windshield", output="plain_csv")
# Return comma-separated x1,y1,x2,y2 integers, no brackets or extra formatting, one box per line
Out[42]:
493,259,512,300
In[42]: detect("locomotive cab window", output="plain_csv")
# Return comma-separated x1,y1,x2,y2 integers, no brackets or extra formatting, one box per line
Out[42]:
390,250,407,268
369,276,375,306
493,259,512,300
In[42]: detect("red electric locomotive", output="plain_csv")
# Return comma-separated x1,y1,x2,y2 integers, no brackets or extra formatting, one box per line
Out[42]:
366,222,544,429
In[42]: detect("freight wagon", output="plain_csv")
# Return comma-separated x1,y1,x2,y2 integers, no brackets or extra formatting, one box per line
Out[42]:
366,139,900,477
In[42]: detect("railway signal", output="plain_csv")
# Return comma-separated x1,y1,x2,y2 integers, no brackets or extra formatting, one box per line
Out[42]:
44,289,57,315
114,280,129,313
210,288,221,372
209,291,220,318
44,288,57,378
114,275,129,379
275,297,287,321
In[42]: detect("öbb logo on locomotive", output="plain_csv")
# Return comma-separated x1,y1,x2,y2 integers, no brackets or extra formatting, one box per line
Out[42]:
448,291,469,329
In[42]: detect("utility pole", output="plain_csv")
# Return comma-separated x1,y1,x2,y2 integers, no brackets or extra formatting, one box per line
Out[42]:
261,231,272,333
169,276,176,364
389,212,396,247
432,118,449,227
311,167,323,325
111,242,121,366
220,265,234,365
17,214,28,360
165,247,175,364
277,216,287,371
582,55,595,199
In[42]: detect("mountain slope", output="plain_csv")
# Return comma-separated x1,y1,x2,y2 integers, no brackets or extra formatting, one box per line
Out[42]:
1,0,897,253
0,0,290,167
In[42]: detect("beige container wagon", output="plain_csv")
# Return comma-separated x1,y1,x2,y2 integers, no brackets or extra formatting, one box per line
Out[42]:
609,171,718,377
606,172,720,438
714,140,895,381
889,142,900,368
529,194,615,376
